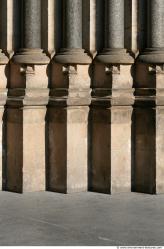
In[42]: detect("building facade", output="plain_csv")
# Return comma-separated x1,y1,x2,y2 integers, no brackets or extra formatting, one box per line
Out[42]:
0,0,163,194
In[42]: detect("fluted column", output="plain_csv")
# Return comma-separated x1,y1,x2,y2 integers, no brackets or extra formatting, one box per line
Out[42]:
96,0,133,64
90,0,134,194
5,0,50,193
139,0,164,63
55,0,91,64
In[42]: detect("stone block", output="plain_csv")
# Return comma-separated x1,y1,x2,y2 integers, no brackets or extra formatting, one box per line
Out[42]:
51,63,91,89
132,107,156,194
89,106,132,194
10,63,49,89
46,106,89,193
4,107,46,193
93,64,133,89
132,106,164,194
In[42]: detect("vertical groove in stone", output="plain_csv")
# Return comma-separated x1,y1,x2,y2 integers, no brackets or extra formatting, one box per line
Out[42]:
23,0,41,48
65,0,82,48
106,0,124,48
148,0,164,48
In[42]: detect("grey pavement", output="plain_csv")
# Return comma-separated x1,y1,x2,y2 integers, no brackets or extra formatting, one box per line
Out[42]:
0,191,163,246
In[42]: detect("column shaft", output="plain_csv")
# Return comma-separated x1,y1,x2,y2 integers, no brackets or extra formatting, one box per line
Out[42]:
106,0,124,48
55,0,91,64
13,0,49,64
96,0,133,64
148,0,164,48
65,0,82,48
139,0,164,63
23,0,41,48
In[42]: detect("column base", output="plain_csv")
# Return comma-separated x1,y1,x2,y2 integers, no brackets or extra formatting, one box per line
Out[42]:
138,48,164,64
95,48,134,64
12,49,50,65
55,48,92,64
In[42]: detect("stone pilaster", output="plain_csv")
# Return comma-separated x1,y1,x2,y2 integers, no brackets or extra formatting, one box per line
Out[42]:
48,0,91,193
90,0,134,194
134,0,164,194
4,0,50,193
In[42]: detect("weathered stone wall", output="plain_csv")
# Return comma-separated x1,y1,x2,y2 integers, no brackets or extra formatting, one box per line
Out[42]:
0,0,163,194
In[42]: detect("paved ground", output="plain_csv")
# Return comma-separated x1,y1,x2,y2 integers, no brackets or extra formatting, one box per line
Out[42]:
0,191,163,246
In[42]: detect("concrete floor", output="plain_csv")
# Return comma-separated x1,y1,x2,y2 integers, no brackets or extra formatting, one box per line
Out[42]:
0,191,163,246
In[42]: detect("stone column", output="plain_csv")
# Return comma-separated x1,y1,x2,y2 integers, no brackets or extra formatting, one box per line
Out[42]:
90,0,134,194
48,0,91,193
134,0,164,194
5,0,50,193
139,0,164,63
55,0,91,64
96,0,133,64
13,0,49,64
